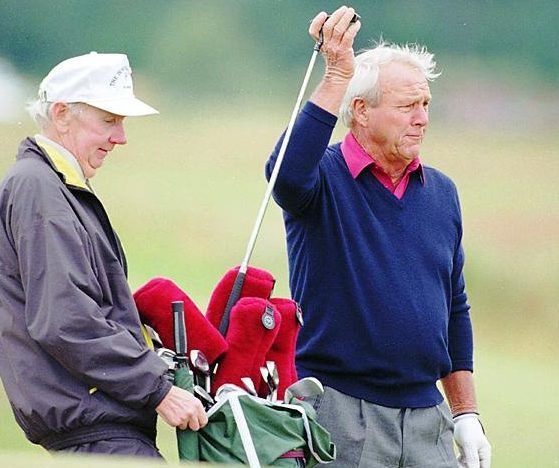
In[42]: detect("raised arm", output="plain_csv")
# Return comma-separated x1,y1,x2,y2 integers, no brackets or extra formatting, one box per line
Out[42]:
309,6,361,114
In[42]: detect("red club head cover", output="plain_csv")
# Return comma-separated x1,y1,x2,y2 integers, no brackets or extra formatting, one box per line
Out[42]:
205,266,276,330
133,277,228,364
211,297,281,395
262,298,302,400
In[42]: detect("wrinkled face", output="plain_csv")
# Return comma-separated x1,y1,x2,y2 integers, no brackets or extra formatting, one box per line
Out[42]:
61,104,127,178
360,62,431,163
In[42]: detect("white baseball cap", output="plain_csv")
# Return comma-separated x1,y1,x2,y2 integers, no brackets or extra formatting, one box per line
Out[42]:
38,52,159,116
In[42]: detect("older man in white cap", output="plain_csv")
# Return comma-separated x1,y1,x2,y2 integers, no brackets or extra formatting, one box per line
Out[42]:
0,52,207,458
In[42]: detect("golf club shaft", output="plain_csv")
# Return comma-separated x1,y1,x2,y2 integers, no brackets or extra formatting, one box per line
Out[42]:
240,48,320,273
238,12,360,271
218,46,321,337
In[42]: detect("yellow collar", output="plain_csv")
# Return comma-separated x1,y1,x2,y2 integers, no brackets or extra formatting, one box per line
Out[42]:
34,134,90,191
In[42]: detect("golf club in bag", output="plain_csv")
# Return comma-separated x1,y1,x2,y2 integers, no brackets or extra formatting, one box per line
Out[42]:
171,300,201,460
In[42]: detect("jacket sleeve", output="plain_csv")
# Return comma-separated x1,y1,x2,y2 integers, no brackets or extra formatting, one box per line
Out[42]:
265,101,338,215
12,173,171,410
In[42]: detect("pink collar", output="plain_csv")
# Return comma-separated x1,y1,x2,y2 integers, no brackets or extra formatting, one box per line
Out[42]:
340,132,423,182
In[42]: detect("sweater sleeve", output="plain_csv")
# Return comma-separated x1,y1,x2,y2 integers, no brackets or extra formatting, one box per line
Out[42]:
265,101,338,215
448,227,474,373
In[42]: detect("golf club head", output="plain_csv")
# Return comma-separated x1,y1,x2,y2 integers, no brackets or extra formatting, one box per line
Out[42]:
156,347,177,382
284,377,324,403
259,366,269,385
193,385,215,409
240,377,258,396
260,366,275,401
266,361,279,386
190,349,210,373
214,383,245,401
191,349,211,393
156,347,176,360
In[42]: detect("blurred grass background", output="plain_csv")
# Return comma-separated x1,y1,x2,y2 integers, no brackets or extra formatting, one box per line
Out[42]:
1,1,558,467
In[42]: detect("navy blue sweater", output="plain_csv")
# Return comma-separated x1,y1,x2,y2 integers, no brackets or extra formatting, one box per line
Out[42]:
266,102,473,408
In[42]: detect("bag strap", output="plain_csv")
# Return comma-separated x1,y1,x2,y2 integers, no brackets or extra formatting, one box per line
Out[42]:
229,393,262,468
282,402,336,464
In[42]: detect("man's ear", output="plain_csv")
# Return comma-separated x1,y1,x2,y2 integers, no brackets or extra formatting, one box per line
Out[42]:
50,102,73,133
352,98,369,127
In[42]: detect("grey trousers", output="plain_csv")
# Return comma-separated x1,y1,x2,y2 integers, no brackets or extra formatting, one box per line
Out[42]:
310,386,457,468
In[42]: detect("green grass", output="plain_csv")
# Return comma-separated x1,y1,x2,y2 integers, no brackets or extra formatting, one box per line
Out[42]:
0,452,169,468
0,450,241,467
0,106,557,466
475,346,559,467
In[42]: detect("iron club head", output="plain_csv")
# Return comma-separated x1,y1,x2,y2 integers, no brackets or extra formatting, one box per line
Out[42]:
193,384,215,409
190,349,211,393
240,377,258,396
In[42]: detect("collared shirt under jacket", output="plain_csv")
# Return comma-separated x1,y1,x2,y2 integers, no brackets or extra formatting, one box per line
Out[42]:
0,137,171,449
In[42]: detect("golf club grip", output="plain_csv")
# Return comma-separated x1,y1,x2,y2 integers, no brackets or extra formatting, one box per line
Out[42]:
172,300,187,356
316,12,361,51
218,271,246,336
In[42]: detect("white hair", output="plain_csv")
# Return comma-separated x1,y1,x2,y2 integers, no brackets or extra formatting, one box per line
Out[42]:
340,41,440,127
26,99,86,130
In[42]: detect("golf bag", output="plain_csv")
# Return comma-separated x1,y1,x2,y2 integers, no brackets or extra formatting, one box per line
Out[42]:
134,273,336,467
178,384,335,468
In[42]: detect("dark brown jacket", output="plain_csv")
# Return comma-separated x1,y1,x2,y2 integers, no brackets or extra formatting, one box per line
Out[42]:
0,137,171,449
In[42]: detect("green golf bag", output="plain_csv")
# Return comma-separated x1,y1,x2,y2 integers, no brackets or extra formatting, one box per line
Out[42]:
177,383,336,467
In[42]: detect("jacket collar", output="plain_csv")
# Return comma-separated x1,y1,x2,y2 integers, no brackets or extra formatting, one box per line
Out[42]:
33,134,90,191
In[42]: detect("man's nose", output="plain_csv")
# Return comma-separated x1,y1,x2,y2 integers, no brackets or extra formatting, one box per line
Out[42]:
110,122,127,145
413,106,429,126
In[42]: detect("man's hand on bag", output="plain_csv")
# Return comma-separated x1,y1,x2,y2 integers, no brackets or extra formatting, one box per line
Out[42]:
453,413,492,468
156,385,208,431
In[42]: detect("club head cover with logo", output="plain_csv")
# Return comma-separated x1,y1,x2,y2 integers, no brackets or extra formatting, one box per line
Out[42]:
133,277,228,364
205,266,276,331
211,297,281,395
261,298,303,400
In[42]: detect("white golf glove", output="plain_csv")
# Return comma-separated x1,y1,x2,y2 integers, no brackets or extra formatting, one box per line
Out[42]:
453,413,492,468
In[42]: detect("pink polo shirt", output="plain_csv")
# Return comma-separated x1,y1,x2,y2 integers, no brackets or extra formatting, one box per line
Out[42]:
340,132,423,199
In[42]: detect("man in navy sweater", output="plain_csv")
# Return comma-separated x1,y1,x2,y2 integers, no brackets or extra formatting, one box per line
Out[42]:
266,7,491,468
